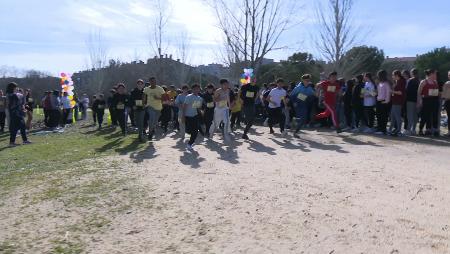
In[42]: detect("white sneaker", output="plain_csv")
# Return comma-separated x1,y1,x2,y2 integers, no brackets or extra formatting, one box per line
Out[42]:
186,144,194,151
282,130,288,137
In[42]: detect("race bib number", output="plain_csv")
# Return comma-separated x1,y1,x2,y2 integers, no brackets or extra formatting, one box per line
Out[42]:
135,100,143,106
428,89,439,96
218,101,227,107
246,91,255,98
192,101,202,109
327,86,336,92
98,105,104,109
27,98,34,103
297,93,307,101
116,103,125,110
207,102,214,108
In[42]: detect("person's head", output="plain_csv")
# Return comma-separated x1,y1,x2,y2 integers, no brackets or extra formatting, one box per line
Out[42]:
191,83,201,94
63,92,68,97
328,71,338,82
6,82,18,94
99,94,104,99
110,89,116,94
411,68,419,78
424,69,437,80
302,74,311,86
376,70,388,83
93,95,97,99
355,74,364,84
47,91,52,96
402,70,411,80
162,85,168,92
149,77,156,87
206,83,215,93
52,90,59,96
346,79,355,88
338,77,346,86
169,85,175,91
181,85,189,94
137,79,145,89
117,83,126,94
25,89,31,96
392,70,403,81
276,78,284,88
270,82,276,89
17,88,23,94
220,79,229,89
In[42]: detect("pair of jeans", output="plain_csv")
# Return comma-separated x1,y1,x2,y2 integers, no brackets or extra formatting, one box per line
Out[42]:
210,107,230,139
406,101,418,133
147,107,161,134
389,105,403,133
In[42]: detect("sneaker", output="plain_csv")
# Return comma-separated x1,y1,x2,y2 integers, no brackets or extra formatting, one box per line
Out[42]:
8,143,18,147
148,131,154,141
242,134,249,140
336,128,343,134
269,129,275,134
23,140,32,145
282,130,288,137
374,131,384,135
342,127,351,132
186,144,194,151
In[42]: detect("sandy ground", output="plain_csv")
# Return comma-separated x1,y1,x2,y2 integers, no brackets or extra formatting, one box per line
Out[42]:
1,127,450,253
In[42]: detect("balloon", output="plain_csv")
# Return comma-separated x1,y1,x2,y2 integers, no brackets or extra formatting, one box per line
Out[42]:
61,72,66,77
68,95,73,100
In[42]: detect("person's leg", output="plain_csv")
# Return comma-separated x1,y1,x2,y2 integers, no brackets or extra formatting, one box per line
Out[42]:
236,111,242,127
9,116,19,144
204,109,214,135
129,107,135,127
98,112,104,128
243,106,255,136
278,108,286,133
324,102,339,129
93,110,97,124
18,117,28,142
396,106,403,134
230,112,237,129
445,100,450,134
268,108,276,133
0,112,5,132
187,116,199,146
431,98,440,134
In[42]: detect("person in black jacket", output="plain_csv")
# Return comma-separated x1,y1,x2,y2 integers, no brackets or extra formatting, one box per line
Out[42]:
240,81,259,140
405,68,420,135
130,79,146,141
202,84,215,136
6,82,30,146
111,84,131,135
351,75,365,131
92,94,106,129
107,88,118,127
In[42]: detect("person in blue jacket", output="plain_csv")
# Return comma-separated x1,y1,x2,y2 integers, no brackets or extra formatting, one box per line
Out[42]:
290,74,316,137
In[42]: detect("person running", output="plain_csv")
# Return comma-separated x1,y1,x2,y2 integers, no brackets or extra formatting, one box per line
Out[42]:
92,94,106,130
6,82,30,147
351,75,365,132
389,70,407,136
202,84,215,137
240,80,260,140
374,71,391,135
108,89,118,127
130,79,146,141
290,74,315,137
230,88,242,130
210,79,231,141
314,72,342,133
175,85,189,139
418,69,440,137
143,77,164,141
182,84,204,150
443,71,450,137
405,68,420,135
268,78,288,135
0,90,6,133
112,83,131,136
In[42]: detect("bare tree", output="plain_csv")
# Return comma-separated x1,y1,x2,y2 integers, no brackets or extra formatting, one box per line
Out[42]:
85,29,109,92
314,0,363,74
148,0,172,58
209,0,300,73
175,31,192,84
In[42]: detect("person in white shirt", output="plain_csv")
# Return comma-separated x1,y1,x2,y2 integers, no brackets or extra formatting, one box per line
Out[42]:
362,73,377,133
209,79,231,141
61,92,72,125
268,78,287,135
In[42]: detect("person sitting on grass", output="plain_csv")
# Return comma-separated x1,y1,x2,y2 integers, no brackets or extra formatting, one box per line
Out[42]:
6,82,31,147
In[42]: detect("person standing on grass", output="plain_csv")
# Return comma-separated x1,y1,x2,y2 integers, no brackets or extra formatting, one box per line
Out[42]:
130,79,146,141
182,84,204,151
268,78,288,135
6,82,30,147
0,90,6,133
375,71,391,135
442,71,450,137
112,84,131,136
92,94,106,130
143,77,164,141
49,90,61,130
107,88,118,127
240,80,259,140
81,94,89,120
210,79,232,141
405,68,420,135
290,74,315,137
314,72,343,133
61,92,72,126
24,89,34,130
175,85,190,139
418,69,440,137
42,91,52,128
202,84,215,137
92,95,97,125
389,70,407,136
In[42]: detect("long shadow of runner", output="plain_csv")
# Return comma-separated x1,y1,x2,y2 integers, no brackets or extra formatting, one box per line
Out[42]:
180,150,205,169
247,139,277,155
115,139,142,155
298,137,349,153
96,138,124,153
341,136,383,147
129,143,158,163
370,134,450,147
204,139,240,164
269,138,312,152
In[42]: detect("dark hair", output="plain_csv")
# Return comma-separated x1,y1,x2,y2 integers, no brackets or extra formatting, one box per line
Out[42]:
52,90,59,96
424,69,436,76
181,85,189,90
302,74,311,80
191,83,200,89
392,70,402,79
346,79,355,88
137,79,144,84
355,74,364,84
402,70,410,78
276,78,284,84
329,71,338,77
162,86,167,91
411,68,419,77
206,83,215,89
376,70,388,83
270,83,276,87
117,83,125,88
219,79,228,85
149,77,156,81
6,82,18,94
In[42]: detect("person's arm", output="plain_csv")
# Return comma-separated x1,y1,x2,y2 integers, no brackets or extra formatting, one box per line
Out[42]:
181,101,187,123
142,90,148,106
417,80,425,107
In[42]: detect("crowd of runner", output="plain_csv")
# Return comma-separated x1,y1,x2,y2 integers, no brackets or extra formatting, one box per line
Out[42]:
1,69,450,149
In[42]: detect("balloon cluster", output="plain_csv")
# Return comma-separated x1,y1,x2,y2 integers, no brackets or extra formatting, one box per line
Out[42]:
240,68,254,85
60,72,76,108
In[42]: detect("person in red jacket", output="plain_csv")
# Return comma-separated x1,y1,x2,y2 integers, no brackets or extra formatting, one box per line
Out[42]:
315,71,342,133
389,70,407,136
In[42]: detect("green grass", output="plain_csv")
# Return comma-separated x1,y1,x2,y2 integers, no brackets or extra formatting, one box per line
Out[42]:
0,111,148,194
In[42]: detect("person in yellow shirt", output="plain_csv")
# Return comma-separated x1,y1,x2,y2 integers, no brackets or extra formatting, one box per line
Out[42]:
143,77,165,140
230,88,242,130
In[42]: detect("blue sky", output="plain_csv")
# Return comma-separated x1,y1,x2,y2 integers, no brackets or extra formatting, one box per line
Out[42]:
1,0,449,76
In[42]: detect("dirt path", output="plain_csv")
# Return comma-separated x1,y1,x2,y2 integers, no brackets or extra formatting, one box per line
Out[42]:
1,128,450,253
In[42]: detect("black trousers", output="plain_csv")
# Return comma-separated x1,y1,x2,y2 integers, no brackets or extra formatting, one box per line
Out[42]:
160,105,171,132
376,103,390,133
344,102,353,128
62,109,71,125
129,107,135,127
110,108,118,126
49,110,61,128
44,109,50,127
0,112,5,131
364,105,376,129
243,105,256,135
97,111,105,127
185,115,201,145
420,97,440,132
230,111,242,129
117,109,127,134
268,107,285,132
353,105,364,128
92,110,97,123
9,115,27,143
204,108,214,134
